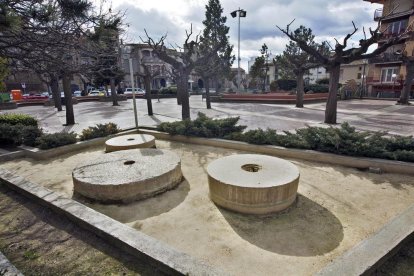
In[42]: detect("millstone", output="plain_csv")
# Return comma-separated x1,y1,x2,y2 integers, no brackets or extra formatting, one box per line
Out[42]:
72,148,182,203
105,134,156,153
207,154,300,215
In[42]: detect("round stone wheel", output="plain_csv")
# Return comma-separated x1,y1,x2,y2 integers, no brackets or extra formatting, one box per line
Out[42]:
207,154,300,215
72,149,182,203
105,134,155,153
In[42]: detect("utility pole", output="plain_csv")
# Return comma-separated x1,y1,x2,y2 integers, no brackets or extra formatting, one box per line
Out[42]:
129,57,138,130
231,8,246,92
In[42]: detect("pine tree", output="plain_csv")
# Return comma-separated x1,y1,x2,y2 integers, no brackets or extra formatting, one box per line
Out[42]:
197,0,234,109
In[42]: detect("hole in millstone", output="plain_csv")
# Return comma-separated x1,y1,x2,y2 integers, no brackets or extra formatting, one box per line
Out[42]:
127,138,135,141
124,160,135,165
241,164,262,172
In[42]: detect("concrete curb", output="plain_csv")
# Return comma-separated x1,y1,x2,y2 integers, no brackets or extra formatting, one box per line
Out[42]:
316,204,414,276
0,151,25,163
137,129,414,176
0,169,225,276
0,250,23,276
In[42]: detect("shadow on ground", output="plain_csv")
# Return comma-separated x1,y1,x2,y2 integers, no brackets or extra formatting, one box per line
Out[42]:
219,194,344,257
76,180,190,223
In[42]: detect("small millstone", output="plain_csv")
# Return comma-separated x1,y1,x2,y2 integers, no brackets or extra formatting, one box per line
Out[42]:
207,154,300,215
105,134,156,153
72,148,182,203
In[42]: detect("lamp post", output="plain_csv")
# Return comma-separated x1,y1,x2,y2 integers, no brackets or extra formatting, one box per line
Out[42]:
392,73,397,98
231,8,246,92
123,45,138,130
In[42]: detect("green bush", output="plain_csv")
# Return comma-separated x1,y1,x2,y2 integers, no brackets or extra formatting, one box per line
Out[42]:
0,123,43,146
35,132,77,149
270,81,278,91
304,84,329,93
316,78,330,85
79,123,120,141
276,80,296,91
0,124,22,145
0,113,38,126
159,85,177,95
21,125,43,147
157,112,246,138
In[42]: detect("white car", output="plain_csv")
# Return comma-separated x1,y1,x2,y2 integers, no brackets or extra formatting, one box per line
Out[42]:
73,90,82,97
124,88,146,95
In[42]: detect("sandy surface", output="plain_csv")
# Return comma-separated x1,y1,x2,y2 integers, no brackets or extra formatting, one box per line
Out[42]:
1,140,414,275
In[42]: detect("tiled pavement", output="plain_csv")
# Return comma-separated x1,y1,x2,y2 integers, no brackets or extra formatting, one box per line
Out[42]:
2,97,413,136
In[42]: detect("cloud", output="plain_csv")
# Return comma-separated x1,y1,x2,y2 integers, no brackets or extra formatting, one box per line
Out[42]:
112,0,382,70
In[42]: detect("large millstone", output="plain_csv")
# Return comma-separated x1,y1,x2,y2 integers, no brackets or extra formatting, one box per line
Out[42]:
72,149,182,203
105,134,156,153
207,154,300,215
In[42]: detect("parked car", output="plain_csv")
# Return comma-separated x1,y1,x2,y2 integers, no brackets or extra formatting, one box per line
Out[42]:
22,93,49,100
88,90,104,96
124,88,146,95
73,90,82,97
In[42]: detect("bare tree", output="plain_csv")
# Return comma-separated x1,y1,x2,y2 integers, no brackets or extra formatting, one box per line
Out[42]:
142,25,221,120
277,17,410,124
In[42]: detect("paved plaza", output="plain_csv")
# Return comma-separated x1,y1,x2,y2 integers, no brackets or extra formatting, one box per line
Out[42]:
4,96,414,136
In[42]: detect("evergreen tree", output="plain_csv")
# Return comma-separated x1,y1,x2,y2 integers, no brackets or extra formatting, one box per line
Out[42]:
197,0,234,108
249,44,269,91
275,26,327,107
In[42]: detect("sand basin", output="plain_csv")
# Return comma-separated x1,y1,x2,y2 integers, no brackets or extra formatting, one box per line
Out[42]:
1,140,414,275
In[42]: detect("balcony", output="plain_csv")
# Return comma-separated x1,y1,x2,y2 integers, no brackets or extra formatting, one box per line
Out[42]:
368,52,403,64
374,8,383,21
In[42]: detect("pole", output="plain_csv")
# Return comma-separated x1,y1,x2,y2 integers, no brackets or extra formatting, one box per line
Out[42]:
361,61,366,99
237,8,241,92
129,58,138,129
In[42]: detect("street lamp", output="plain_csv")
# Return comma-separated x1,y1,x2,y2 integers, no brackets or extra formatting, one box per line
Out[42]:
123,45,138,130
392,73,397,98
231,8,246,92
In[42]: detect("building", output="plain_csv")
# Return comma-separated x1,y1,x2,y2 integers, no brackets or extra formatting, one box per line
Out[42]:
364,0,414,98
339,59,368,85
119,44,173,90
304,67,330,85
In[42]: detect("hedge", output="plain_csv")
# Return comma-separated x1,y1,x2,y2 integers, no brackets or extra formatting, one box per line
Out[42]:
79,122,120,141
0,124,43,146
35,132,77,150
157,114,414,163
0,113,38,126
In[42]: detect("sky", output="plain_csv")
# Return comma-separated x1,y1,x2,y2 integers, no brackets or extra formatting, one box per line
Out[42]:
106,0,382,71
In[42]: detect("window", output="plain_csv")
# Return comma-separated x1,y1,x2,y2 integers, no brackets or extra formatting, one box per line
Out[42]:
386,19,408,35
357,73,362,79
359,67,362,71
380,67,399,83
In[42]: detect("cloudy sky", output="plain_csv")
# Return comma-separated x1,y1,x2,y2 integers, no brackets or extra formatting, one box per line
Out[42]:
108,0,382,70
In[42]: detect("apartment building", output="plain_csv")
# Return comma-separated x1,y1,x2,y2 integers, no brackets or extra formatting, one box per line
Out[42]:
364,0,414,98
119,43,173,90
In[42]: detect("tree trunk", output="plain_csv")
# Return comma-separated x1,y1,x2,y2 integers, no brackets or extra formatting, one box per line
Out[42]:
325,64,340,124
62,73,75,125
110,78,119,106
296,71,304,108
399,59,414,105
205,77,211,109
50,75,62,111
144,75,153,115
177,74,190,120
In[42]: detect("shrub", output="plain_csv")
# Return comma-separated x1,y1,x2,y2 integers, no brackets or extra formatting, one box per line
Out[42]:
0,113,38,126
157,112,246,138
316,78,330,85
35,132,77,149
0,123,22,145
159,85,177,95
0,123,42,146
270,80,278,91
21,125,43,147
304,84,329,93
79,122,120,141
276,80,296,91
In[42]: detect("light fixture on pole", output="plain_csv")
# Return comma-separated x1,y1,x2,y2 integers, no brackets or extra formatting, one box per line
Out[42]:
231,8,246,92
